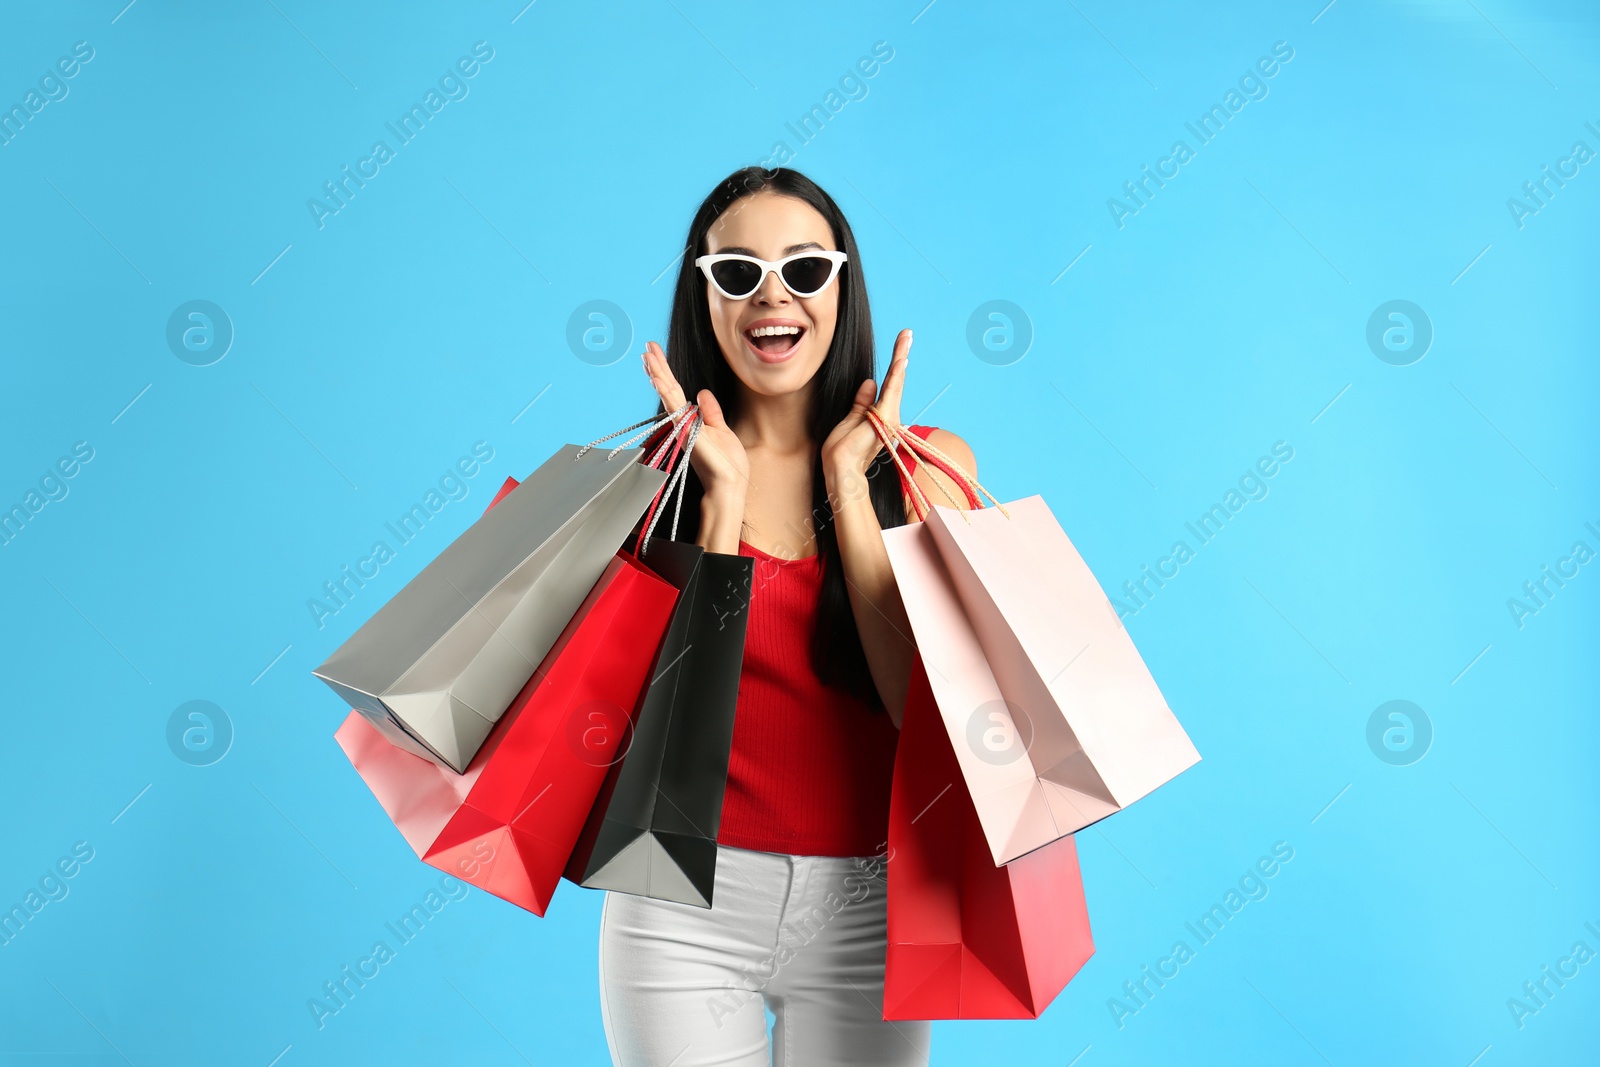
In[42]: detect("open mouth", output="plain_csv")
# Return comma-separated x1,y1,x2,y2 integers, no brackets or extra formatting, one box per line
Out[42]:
743,323,806,361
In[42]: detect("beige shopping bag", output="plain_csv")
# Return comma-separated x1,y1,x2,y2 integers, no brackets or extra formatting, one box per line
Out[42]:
869,411,1201,865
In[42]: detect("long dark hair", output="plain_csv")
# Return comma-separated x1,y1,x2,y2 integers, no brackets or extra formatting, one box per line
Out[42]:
646,166,907,711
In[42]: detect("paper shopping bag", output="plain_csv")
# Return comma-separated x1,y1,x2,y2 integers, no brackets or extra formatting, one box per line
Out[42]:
313,414,682,772
564,536,754,908
884,651,1094,1020
335,545,680,915
330,431,699,915
867,411,1200,864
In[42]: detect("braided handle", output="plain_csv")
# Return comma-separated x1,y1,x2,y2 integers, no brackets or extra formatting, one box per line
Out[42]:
891,420,1007,517
864,409,934,522
863,410,1007,522
892,429,981,510
574,402,695,462
634,407,702,556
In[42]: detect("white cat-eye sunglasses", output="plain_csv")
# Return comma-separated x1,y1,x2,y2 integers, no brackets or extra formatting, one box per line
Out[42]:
694,250,849,300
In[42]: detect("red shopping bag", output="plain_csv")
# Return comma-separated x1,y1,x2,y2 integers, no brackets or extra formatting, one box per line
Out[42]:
884,650,1095,1019
334,473,680,915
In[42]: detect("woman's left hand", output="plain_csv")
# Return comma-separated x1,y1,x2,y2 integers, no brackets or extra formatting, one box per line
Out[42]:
821,328,911,489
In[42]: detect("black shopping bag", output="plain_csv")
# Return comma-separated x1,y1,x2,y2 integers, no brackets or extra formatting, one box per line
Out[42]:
564,536,753,907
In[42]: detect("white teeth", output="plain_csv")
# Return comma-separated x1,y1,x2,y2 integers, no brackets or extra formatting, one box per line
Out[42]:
748,325,802,337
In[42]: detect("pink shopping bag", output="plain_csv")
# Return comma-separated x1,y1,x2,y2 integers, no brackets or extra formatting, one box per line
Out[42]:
867,410,1201,865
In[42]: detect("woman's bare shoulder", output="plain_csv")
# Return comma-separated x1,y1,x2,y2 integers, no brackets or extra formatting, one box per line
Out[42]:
916,427,977,476
902,426,979,518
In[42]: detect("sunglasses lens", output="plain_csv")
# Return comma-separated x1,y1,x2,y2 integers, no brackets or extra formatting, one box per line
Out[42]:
781,256,835,295
709,258,763,297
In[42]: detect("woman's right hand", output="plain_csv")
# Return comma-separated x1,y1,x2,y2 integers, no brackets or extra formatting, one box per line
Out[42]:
641,341,749,500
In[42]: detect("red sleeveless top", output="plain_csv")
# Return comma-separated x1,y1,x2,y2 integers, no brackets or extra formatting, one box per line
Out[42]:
716,425,936,857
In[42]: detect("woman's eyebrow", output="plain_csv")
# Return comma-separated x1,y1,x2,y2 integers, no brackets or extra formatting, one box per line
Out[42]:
713,242,827,256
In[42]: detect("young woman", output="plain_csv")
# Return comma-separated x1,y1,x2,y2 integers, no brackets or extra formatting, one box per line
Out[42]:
598,166,979,1066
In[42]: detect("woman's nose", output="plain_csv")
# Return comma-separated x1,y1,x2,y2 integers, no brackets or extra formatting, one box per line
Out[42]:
754,269,789,304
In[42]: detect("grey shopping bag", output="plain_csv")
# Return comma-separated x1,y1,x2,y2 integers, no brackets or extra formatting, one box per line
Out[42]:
313,416,682,773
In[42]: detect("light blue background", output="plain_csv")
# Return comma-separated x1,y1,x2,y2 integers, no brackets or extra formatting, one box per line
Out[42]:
1,1,1596,1064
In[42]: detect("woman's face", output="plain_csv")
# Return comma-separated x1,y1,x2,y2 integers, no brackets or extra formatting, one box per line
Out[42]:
703,191,840,401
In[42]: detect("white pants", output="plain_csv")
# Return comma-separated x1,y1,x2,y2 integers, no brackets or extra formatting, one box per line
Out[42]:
598,843,931,1066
